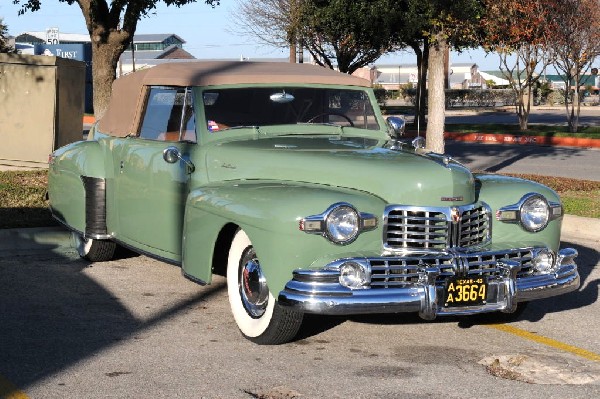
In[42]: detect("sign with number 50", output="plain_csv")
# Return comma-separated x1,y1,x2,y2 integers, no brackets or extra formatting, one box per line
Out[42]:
46,27,59,45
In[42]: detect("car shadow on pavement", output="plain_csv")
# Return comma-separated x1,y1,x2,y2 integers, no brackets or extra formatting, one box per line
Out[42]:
0,236,225,393
458,239,599,327
516,239,599,323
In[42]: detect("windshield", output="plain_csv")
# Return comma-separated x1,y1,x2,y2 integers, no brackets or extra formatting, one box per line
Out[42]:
201,87,380,132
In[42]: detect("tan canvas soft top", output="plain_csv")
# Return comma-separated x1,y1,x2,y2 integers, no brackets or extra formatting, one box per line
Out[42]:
97,61,371,137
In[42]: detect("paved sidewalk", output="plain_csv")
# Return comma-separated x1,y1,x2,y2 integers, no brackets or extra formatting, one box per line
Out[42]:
0,215,597,255
0,226,74,255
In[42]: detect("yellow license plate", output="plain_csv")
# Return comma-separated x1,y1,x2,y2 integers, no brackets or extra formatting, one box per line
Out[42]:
444,276,488,307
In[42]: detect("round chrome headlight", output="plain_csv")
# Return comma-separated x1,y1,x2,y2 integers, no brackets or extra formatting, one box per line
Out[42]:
520,195,550,232
339,262,368,289
325,205,359,244
532,248,556,274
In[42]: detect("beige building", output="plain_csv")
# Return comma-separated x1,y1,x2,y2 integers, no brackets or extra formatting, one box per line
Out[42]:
368,63,509,90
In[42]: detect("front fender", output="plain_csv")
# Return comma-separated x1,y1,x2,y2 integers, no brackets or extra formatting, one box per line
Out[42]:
476,174,562,250
48,140,107,233
182,180,387,292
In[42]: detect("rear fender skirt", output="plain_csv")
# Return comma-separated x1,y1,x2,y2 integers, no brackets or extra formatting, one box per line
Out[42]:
81,176,110,239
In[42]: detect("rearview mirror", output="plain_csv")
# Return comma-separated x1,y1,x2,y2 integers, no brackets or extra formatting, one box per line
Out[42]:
270,90,295,104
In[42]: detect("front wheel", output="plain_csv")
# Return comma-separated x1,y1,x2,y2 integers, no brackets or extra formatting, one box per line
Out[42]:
71,232,116,262
226,229,303,344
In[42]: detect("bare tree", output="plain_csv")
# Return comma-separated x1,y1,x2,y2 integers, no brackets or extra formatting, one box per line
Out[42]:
234,0,303,62
482,0,555,130
547,0,600,132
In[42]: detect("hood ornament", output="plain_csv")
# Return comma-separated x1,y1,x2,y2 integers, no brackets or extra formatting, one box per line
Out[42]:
450,207,461,224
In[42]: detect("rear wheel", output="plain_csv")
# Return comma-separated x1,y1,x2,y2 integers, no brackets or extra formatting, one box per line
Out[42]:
226,229,303,344
71,232,116,262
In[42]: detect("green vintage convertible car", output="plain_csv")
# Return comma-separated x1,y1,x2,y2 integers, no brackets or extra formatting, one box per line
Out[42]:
48,61,579,344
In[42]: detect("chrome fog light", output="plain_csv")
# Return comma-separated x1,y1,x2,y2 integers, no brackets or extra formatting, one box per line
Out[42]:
520,195,550,232
532,248,556,274
326,205,360,244
339,261,369,289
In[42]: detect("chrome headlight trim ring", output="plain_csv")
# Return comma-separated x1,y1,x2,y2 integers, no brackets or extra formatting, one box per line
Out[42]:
496,193,562,233
300,202,378,245
520,194,551,232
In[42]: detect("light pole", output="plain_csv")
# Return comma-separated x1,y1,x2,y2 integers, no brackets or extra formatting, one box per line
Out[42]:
398,65,401,98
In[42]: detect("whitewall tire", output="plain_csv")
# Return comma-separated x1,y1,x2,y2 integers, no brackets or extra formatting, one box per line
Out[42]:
226,229,303,344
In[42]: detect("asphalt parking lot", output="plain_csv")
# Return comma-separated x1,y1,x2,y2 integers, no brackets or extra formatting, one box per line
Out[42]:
0,216,599,399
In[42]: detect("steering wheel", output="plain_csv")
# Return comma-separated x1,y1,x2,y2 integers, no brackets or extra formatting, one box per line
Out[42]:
305,112,354,127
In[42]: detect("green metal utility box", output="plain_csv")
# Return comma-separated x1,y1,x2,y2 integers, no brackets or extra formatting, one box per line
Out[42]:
0,53,84,169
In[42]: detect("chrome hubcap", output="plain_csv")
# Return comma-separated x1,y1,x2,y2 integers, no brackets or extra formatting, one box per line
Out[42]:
239,251,269,318
71,232,91,257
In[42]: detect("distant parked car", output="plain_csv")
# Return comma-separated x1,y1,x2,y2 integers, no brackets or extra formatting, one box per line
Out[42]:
48,61,579,344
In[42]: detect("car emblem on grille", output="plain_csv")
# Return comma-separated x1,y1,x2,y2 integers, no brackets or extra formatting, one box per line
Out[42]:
450,207,461,224
441,196,463,202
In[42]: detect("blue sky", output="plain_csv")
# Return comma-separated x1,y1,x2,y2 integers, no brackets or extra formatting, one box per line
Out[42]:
1,0,501,69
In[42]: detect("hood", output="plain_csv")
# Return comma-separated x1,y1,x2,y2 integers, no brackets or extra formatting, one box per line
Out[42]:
205,136,475,206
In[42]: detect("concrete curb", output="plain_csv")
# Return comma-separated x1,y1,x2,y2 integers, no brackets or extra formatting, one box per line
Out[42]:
444,132,600,148
399,130,600,149
1,215,597,255
562,214,600,242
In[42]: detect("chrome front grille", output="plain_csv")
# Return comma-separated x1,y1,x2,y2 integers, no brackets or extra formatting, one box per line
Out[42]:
384,203,491,251
369,249,534,289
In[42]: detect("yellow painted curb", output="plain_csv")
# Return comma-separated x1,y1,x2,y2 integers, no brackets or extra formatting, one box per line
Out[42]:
0,374,28,399
488,324,600,362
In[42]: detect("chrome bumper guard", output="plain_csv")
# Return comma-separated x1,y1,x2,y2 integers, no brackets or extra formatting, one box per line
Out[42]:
278,248,580,319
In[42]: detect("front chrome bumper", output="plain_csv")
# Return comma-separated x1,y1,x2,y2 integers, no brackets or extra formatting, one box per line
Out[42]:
278,248,579,319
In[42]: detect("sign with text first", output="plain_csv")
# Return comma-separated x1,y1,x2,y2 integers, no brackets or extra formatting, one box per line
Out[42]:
46,27,59,45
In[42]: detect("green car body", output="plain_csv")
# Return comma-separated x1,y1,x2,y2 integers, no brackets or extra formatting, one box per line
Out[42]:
48,62,579,344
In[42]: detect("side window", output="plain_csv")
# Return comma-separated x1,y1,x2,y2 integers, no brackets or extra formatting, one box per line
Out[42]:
138,86,196,142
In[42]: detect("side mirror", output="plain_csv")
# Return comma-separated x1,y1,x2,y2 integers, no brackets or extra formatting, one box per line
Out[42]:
163,146,195,173
386,116,405,139
163,147,180,164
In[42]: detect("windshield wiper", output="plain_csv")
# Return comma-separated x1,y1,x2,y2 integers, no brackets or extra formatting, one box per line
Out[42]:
224,125,260,131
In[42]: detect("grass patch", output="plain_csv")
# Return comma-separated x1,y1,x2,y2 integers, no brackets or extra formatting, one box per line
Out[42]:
503,173,600,219
560,192,600,218
0,170,57,229
0,170,597,230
